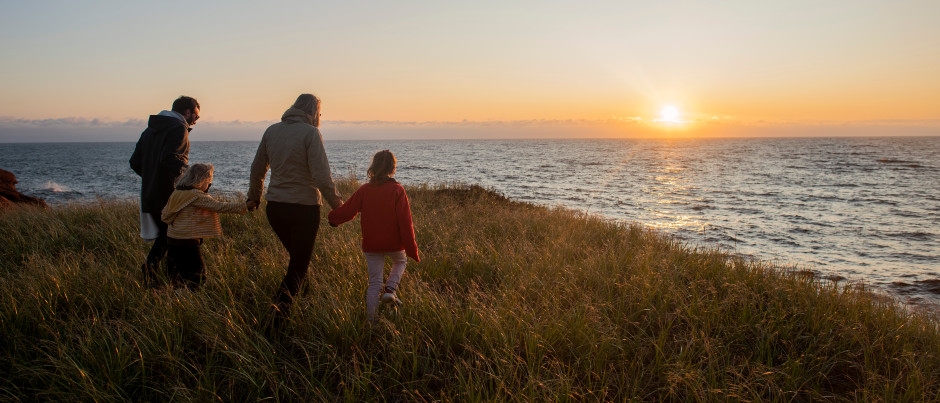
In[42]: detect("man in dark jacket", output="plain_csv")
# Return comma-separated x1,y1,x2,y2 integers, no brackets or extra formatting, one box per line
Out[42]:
130,95,200,286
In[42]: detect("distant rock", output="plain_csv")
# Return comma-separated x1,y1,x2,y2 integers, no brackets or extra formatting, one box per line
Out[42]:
0,168,48,210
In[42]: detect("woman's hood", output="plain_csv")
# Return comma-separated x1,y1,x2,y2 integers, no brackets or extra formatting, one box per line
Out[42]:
281,106,314,125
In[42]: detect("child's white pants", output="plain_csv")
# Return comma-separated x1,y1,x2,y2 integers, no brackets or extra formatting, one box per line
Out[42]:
364,250,407,321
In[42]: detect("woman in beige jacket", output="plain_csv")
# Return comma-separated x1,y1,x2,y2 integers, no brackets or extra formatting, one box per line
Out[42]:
162,163,246,289
247,94,343,324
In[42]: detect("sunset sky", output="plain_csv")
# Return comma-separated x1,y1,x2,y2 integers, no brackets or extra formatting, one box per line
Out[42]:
1,1,939,141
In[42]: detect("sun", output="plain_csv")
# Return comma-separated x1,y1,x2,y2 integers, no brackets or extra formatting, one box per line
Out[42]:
659,105,680,123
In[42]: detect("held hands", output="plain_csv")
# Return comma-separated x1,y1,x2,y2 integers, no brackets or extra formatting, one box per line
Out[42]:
246,199,259,211
328,196,344,210
327,196,343,227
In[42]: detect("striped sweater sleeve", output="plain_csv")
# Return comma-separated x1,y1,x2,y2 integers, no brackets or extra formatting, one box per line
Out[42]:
190,195,248,214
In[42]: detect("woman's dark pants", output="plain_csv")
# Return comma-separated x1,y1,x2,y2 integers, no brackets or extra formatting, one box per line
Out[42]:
266,201,321,320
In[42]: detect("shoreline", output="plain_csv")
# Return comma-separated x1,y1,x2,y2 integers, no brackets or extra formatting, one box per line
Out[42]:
3,138,939,311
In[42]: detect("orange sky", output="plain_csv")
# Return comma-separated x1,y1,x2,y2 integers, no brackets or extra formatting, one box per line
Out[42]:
1,2,938,140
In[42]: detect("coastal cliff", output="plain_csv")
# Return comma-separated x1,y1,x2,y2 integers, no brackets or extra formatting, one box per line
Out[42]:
0,168,47,210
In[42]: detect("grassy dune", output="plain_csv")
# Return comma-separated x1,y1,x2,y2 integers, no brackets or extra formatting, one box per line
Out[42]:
1,181,938,401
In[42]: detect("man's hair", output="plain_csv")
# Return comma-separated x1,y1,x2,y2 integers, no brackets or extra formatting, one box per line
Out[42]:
175,163,214,190
367,150,396,184
171,96,200,114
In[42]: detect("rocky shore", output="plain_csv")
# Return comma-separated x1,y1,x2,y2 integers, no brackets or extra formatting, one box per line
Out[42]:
0,168,47,210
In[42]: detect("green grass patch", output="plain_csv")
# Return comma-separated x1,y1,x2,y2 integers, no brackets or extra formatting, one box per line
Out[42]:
1,181,938,401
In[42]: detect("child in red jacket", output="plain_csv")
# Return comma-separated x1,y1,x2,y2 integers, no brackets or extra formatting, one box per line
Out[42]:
328,150,420,323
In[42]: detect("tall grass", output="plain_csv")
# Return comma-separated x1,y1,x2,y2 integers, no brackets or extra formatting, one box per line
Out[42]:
1,181,938,401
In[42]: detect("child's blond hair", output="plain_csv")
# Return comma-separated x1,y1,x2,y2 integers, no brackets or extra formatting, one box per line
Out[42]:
175,163,214,190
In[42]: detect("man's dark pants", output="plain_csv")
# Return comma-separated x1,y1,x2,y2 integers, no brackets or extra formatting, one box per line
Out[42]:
142,218,169,285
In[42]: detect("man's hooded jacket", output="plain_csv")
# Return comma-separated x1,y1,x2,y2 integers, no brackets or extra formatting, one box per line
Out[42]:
130,112,190,214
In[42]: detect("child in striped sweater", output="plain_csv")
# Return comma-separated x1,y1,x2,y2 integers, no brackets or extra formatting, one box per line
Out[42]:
161,163,246,289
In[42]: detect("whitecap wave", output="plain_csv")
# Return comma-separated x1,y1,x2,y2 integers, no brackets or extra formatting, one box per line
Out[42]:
42,181,71,192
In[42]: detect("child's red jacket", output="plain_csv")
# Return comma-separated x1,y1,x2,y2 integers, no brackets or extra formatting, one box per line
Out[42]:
327,179,420,262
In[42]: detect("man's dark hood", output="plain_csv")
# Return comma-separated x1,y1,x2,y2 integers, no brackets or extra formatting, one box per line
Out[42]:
148,110,192,132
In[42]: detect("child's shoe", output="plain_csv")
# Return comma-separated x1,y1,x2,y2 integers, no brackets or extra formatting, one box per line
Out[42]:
380,286,402,307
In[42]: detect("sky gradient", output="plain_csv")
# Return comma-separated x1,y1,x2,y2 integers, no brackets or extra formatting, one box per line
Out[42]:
1,1,939,141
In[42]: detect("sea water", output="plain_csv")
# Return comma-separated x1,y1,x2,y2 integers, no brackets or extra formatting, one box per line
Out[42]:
2,137,938,306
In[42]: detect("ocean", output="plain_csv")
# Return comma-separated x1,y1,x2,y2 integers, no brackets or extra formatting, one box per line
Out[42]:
2,137,938,306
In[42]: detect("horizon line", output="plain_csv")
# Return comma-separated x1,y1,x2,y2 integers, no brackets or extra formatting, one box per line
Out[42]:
2,116,940,129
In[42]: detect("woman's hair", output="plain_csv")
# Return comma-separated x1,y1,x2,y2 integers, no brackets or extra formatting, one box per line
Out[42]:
292,93,321,127
175,163,214,190
367,150,396,184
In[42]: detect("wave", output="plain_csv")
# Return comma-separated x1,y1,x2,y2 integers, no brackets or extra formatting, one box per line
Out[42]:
890,279,940,296
42,181,71,192
884,231,933,241
877,158,923,168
